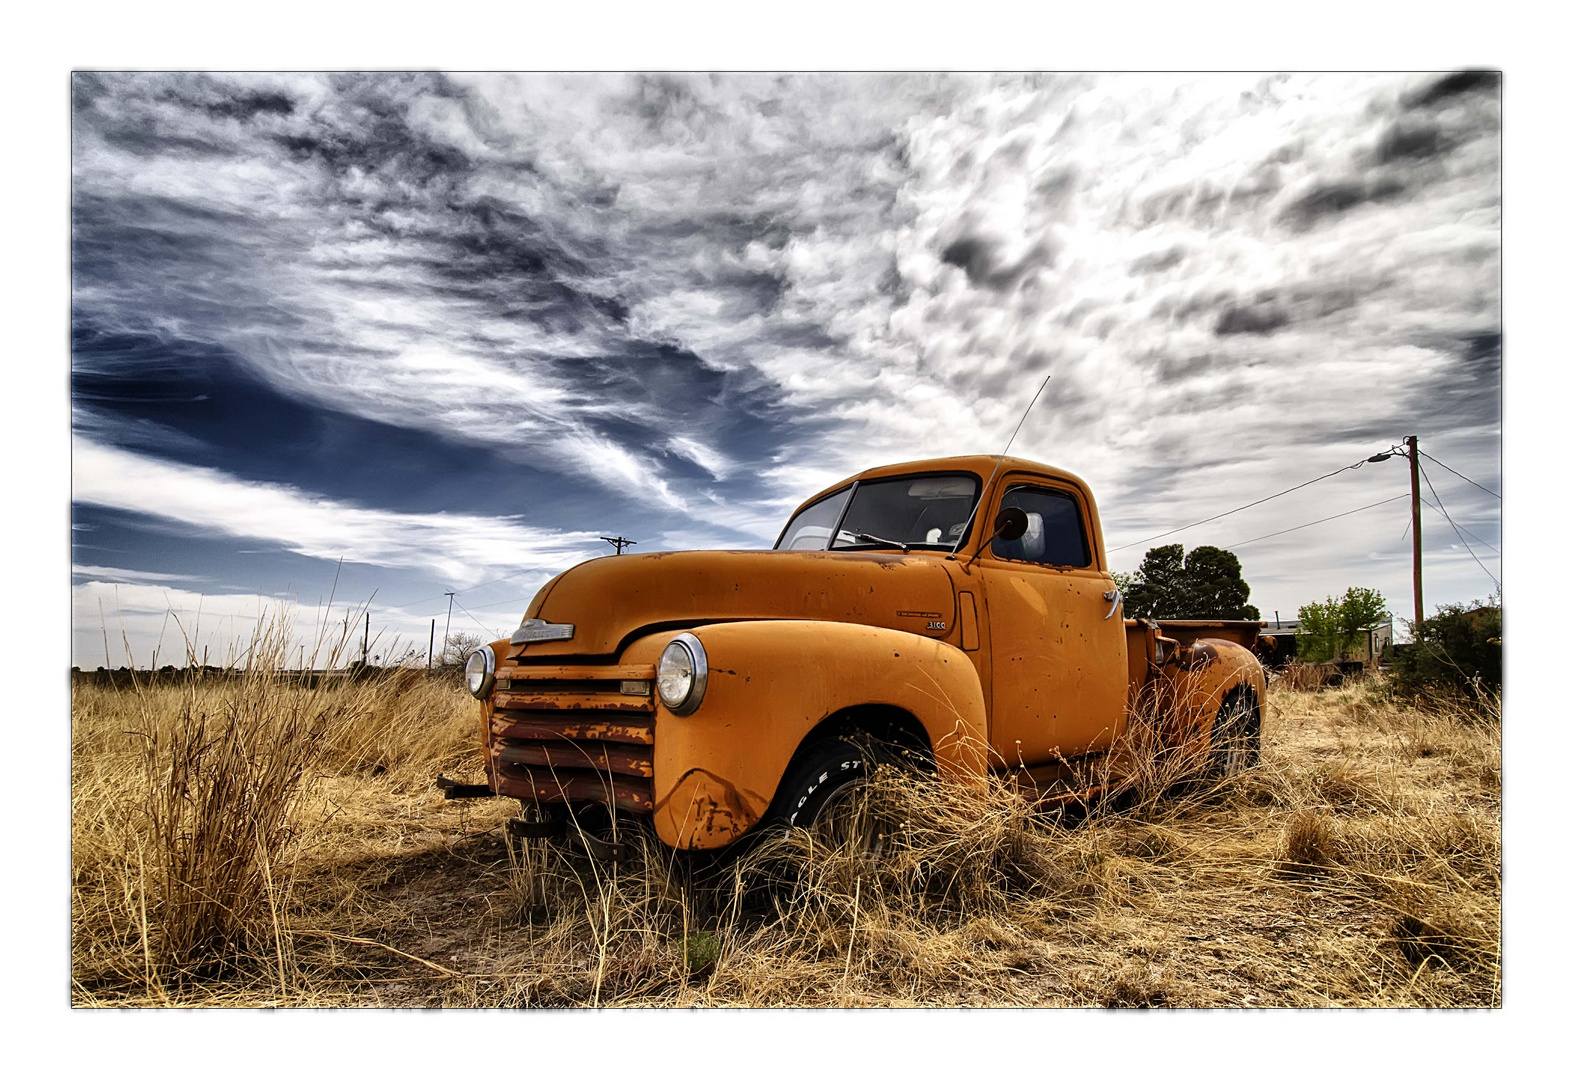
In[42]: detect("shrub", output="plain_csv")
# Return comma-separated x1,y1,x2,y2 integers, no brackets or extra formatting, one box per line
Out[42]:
1279,809,1339,871
1390,598,1501,699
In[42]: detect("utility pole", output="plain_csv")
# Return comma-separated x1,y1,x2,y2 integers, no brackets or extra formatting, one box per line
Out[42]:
601,535,637,555
428,618,436,671
442,592,456,668
363,611,370,666
1407,434,1423,633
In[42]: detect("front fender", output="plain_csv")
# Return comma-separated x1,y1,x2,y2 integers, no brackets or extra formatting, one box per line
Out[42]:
1163,637,1268,746
622,620,989,850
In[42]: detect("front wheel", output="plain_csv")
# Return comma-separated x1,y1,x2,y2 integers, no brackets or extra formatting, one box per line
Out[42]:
768,735,913,851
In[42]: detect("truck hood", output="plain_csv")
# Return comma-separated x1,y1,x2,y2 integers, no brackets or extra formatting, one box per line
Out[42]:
515,549,959,658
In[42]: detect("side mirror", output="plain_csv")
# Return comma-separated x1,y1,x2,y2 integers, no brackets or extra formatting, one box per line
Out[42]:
993,506,1028,542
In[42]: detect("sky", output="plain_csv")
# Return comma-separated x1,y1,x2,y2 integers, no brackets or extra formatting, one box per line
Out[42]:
70,71,1503,667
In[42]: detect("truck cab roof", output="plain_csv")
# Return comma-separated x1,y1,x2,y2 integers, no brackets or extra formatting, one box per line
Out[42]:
800,455,1095,507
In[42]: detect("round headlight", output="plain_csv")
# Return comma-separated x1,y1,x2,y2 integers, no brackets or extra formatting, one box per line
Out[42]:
656,633,707,715
465,645,496,699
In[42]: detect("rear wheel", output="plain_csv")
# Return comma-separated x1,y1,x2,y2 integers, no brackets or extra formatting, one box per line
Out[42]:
1208,690,1261,777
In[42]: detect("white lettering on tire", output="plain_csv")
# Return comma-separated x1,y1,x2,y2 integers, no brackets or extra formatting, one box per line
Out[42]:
788,757,865,826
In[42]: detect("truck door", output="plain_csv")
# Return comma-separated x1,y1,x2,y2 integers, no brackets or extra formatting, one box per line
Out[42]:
979,478,1128,766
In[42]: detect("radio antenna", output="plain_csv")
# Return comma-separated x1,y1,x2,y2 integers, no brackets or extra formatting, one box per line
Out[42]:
950,370,1053,554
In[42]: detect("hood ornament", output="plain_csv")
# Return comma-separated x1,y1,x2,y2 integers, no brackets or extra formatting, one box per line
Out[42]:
511,618,575,645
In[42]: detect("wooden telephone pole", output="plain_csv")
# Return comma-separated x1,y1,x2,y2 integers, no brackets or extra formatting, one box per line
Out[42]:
601,535,637,555
1407,434,1423,632
442,592,456,667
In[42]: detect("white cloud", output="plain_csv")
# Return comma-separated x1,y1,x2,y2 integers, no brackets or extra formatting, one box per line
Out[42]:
72,438,606,584
72,564,201,584
667,436,732,481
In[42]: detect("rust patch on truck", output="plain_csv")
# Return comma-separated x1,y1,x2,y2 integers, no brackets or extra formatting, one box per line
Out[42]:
654,767,766,848
492,714,654,745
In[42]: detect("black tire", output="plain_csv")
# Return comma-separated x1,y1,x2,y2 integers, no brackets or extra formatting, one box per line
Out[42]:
766,733,915,848
1207,689,1261,777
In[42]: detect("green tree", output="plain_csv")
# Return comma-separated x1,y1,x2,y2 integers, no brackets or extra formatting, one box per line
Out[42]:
1178,546,1260,620
1390,596,1501,698
1122,544,1185,619
1296,587,1388,663
1122,543,1260,620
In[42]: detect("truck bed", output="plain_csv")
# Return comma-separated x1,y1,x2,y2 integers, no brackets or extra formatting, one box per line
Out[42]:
1122,618,1267,704
1152,620,1265,651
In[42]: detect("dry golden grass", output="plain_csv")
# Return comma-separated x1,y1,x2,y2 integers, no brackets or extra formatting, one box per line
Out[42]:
71,655,1501,1008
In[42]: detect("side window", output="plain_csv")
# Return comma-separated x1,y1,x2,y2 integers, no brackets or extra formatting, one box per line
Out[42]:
991,486,1091,568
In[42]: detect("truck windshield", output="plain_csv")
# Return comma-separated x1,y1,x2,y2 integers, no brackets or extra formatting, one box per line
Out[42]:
774,474,980,552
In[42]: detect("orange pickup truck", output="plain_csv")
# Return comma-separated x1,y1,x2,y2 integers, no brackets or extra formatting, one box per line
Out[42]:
444,455,1267,853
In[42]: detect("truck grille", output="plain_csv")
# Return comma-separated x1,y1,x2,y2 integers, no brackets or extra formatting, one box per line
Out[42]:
486,665,656,814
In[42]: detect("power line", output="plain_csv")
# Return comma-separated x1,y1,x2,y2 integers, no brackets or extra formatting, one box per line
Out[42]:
449,559,591,600
386,553,596,611
385,590,454,611
1108,448,1398,553
1417,461,1501,589
1224,494,1409,550
1417,449,1501,500
453,565,569,596
466,595,532,611
385,568,551,611
451,596,503,641
952,370,1055,555
1418,497,1501,556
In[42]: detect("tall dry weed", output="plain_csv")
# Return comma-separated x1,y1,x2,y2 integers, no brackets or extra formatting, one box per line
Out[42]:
72,604,483,1001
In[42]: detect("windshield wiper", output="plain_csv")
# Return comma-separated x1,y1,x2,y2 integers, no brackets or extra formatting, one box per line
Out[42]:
850,532,910,552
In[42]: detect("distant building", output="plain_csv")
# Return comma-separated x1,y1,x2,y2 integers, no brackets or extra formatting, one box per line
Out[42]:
1257,614,1394,668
